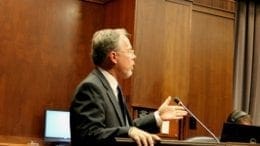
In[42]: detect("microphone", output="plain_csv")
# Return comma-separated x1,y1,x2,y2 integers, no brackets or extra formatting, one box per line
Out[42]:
173,97,220,143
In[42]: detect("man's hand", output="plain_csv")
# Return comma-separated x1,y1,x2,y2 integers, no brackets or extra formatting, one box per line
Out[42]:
128,127,161,146
158,96,188,121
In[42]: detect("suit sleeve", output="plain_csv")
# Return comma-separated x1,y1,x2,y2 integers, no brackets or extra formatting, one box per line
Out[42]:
133,113,160,133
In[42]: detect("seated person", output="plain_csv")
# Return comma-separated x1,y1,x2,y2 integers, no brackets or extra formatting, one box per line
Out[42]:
226,110,252,125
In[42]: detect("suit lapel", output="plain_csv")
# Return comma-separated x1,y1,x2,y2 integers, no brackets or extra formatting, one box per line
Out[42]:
93,69,126,126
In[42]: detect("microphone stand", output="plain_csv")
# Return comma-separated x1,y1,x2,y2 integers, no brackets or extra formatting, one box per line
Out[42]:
174,97,220,143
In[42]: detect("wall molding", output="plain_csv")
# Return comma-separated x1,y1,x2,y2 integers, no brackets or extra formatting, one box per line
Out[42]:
81,0,112,4
193,4,235,19
193,0,235,12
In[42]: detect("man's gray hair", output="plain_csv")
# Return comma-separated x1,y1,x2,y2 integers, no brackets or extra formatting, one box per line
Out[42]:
91,28,129,65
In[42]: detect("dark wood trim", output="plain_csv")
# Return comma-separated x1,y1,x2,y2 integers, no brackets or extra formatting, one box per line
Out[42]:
81,0,113,4
193,0,235,13
192,4,235,19
165,0,193,6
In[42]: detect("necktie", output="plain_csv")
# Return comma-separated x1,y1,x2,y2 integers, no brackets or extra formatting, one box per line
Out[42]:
117,86,129,126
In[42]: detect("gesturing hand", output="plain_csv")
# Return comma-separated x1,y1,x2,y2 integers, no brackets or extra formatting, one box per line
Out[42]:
158,96,187,121
128,127,161,146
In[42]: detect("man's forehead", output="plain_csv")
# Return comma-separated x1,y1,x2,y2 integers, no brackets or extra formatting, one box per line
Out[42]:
119,35,132,49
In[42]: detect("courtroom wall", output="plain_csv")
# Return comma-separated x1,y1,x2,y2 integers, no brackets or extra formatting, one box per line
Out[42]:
0,0,135,140
0,0,235,142
131,0,235,139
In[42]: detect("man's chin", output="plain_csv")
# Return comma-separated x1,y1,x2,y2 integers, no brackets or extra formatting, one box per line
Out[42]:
124,71,133,79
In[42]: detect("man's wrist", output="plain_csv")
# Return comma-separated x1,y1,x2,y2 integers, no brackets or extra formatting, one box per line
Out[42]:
154,111,162,127
128,126,136,136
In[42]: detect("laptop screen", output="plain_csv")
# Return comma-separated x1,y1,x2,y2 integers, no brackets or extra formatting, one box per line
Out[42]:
220,122,260,144
44,109,71,143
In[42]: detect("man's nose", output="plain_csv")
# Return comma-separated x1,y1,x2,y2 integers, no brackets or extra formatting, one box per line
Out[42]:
132,54,136,59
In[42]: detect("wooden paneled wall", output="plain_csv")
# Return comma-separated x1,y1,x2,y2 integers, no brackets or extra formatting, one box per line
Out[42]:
0,0,104,139
131,0,193,138
132,0,235,139
0,0,235,142
0,0,135,141
184,0,235,138
132,0,192,108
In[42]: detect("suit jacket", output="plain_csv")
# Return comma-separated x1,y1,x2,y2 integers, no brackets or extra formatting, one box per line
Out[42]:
70,68,160,146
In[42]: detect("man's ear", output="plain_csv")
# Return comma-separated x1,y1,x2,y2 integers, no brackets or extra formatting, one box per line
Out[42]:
108,51,118,64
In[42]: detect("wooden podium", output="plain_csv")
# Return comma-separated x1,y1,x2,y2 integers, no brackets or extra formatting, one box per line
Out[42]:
115,138,257,146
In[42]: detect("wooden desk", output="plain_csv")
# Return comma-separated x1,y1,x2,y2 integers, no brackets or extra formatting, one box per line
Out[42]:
0,136,257,146
116,138,258,146
0,136,43,146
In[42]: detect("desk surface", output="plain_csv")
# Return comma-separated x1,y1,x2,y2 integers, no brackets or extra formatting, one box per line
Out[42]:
0,136,257,146
116,137,258,146
0,135,43,146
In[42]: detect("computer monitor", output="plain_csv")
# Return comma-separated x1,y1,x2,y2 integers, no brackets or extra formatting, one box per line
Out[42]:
44,109,71,144
220,122,260,144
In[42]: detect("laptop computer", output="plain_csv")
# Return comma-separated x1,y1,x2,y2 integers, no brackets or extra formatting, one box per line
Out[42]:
220,122,260,144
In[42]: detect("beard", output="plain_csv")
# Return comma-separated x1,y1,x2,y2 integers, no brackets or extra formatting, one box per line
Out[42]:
122,69,133,79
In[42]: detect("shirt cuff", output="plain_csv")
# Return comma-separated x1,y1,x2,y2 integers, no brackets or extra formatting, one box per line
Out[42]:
154,111,162,127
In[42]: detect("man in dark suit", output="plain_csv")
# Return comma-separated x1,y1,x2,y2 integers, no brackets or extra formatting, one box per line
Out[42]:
70,28,187,146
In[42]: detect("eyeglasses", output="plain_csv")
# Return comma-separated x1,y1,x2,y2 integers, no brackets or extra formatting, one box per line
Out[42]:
125,49,135,54
116,49,135,55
